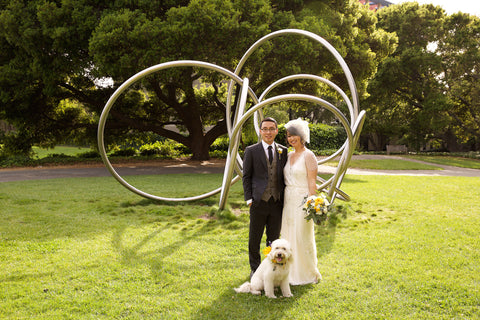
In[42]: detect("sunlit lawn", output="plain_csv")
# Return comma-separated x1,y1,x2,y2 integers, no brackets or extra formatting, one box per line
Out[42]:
1,173,479,319
326,158,442,170
327,155,480,170
405,155,480,169
32,145,91,158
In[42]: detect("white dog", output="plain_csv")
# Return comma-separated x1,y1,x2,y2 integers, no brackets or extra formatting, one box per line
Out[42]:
234,238,293,298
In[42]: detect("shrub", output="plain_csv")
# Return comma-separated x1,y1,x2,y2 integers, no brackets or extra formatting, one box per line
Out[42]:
139,140,183,158
0,155,36,168
110,147,136,157
209,150,228,158
310,124,347,151
210,136,230,152
76,150,101,158
0,131,34,157
37,153,75,159
139,141,162,156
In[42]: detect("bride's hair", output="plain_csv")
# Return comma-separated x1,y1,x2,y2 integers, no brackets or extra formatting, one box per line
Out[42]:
285,118,310,145
286,127,305,145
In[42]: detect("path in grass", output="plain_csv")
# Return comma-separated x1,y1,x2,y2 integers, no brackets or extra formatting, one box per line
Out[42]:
319,155,480,177
1,155,480,183
0,159,226,182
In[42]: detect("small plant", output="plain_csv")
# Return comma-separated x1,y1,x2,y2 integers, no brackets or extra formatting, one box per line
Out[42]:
76,150,100,158
209,136,230,152
109,147,137,157
139,140,182,158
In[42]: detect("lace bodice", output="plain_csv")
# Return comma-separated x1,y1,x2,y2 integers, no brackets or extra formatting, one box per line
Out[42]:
284,149,317,190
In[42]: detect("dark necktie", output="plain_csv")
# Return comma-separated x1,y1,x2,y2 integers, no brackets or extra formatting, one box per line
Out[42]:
268,145,273,164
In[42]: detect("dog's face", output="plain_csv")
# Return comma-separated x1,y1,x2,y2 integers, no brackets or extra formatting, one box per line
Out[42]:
268,239,292,265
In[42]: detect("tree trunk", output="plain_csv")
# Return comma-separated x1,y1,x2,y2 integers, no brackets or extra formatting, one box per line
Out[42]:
189,136,211,160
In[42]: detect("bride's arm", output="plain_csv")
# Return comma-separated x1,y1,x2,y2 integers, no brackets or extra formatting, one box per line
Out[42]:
305,150,318,196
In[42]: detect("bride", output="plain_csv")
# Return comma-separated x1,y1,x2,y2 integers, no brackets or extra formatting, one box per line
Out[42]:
280,118,322,285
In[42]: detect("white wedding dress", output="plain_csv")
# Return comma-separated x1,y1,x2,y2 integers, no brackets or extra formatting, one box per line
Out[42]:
280,149,321,285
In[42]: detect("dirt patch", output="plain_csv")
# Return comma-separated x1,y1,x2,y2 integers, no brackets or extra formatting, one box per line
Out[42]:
199,208,246,221
199,213,218,220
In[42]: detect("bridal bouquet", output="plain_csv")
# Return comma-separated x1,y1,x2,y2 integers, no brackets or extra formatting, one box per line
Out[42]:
302,193,331,225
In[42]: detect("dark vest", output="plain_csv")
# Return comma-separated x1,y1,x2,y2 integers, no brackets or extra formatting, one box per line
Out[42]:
261,150,280,201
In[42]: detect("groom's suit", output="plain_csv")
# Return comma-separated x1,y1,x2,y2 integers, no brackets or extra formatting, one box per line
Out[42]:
243,141,288,273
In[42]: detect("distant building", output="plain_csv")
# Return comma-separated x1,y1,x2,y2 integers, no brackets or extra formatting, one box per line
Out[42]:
358,0,392,11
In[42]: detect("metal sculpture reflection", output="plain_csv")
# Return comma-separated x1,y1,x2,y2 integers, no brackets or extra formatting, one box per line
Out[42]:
97,29,366,209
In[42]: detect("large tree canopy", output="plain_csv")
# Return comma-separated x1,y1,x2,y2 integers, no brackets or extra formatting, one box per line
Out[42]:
0,0,395,159
437,12,480,150
365,2,480,151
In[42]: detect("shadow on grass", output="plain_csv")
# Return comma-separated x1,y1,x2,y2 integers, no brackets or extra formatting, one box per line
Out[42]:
108,198,348,318
191,283,313,319
187,227,339,319
119,197,219,208
109,201,246,274
188,208,348,319
111,223,179,272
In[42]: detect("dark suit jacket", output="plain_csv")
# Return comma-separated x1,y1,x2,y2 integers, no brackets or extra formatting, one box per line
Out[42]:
242,142,288,205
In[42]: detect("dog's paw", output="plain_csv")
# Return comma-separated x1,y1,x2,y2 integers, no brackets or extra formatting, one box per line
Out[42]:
265,294,277,299
283,293,293,298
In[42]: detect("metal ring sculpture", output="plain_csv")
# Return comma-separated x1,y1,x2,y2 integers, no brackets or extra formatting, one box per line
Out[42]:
97,29,366,209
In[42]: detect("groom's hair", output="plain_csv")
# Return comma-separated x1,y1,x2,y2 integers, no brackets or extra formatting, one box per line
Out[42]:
261,117,278,128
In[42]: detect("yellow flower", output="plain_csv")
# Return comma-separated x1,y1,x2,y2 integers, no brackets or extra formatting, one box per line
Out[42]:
262,246,271,258
302,193,331,225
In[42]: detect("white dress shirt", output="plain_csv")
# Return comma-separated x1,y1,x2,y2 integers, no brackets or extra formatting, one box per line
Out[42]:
261,140,276,160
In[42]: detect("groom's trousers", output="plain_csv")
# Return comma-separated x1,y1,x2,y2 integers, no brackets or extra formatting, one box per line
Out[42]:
248,197,283,272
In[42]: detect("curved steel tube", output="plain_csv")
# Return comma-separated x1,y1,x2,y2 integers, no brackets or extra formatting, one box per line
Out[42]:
98,61,247,202
97,30,365,208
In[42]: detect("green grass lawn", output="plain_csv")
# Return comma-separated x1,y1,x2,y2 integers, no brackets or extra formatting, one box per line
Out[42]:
328,155,480,170
1,173,479,319
32,145,91,158
326,158,442,170
405,155,480,169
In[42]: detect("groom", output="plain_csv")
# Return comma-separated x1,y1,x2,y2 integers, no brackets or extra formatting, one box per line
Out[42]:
242,117,288,277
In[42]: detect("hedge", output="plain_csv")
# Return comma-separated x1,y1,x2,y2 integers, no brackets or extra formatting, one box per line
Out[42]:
277,123,347,152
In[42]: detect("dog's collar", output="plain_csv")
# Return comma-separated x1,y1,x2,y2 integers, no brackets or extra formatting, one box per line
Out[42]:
271,259,286,266
272,260,286,272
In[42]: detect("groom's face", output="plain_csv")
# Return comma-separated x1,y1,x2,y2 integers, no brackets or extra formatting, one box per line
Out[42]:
260,120,278,145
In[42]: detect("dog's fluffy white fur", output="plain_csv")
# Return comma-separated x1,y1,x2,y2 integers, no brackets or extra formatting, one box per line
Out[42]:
234,238,293,298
